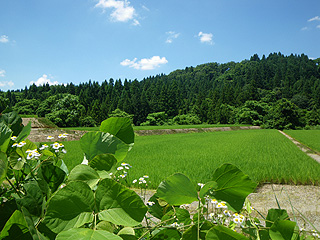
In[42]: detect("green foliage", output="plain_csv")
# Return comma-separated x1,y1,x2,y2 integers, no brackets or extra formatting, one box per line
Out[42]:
141,112,168,126
265,99,304,129
13,99,40,115
109,109,134,122
173,113,201,125
156,173,199,205
0,110,318,239
0,96,9,112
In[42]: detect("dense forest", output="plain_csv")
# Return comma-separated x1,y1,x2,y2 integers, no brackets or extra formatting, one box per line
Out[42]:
1,52,320,129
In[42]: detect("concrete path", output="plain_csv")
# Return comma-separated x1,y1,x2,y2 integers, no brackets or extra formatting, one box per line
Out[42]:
278,130,320,164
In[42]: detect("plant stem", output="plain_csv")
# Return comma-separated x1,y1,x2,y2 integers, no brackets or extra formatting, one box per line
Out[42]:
198,200,200,240
6,177,23,198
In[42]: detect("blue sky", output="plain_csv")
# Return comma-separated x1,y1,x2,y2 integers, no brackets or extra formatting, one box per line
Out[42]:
0,0,320,90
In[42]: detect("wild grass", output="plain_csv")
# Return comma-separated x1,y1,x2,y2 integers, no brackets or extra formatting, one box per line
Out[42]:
62,129,320,188
284,130,320,153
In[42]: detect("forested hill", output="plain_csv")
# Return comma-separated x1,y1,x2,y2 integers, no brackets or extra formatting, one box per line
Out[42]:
1,52,320,129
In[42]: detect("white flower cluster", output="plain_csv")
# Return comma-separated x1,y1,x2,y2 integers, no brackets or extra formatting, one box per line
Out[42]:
197,183,204,188
26,149,41,160
147,201,155,206
132,175,149,185
58,133,69,139
312,230,320,239
51,142,67,153
116,163,132,179
233,213,245,224
12,141,26,148
39,144,49,150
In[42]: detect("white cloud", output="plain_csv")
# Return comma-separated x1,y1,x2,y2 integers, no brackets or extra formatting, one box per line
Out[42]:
317,25,320,29
308,16,320,22
166,31,180,43
30,74,60,86
120,56,168,70
0,69,5,77
198,32,214,45
301,26,308,31
0,35,9,43
0,81,14,88
95,0,138,24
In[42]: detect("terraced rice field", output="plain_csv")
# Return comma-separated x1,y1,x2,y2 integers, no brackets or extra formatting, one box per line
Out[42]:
63,129,320,188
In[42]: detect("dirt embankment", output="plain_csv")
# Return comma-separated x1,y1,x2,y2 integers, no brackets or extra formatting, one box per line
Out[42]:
135,126,261,136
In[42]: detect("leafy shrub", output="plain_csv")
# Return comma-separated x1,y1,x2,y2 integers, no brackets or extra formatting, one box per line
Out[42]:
79,116,96,127
141,111,168,126
173,114,201,125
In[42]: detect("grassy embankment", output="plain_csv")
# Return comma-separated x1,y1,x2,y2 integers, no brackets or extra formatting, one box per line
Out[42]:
62,129,320,188
63,123,250,132
284,130,320,153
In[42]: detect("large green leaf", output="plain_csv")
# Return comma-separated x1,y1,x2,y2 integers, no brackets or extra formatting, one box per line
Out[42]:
21,207,41,240
56,228,122,240
80,132,129,161
43,181,95,233
209,164,257,212
206,225,249,240
68,164,100,189
96,178,147,226
266,209,290,228
269,220,296,240
0,151,8,185
100,117,134,144
152,228,181,240
16,139,37,160
0,110,23,136
0,210,32,240
156,173,198,206
15,121,32,143
89,153,117,172
0,122,12,153
16,181,44,217
39,162,66,192
0,199,18,232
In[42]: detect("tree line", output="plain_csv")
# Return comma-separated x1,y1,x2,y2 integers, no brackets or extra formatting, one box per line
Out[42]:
1,52,320,129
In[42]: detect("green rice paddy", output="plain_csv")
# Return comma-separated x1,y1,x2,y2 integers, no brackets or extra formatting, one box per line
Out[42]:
62,129,320,188
284,130,320,153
